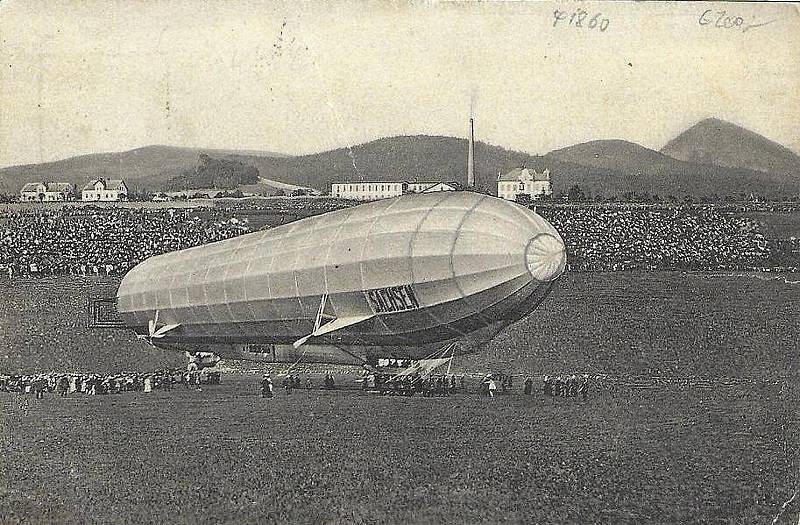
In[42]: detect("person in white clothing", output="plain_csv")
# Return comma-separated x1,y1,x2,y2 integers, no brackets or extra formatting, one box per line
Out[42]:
488,379,498,398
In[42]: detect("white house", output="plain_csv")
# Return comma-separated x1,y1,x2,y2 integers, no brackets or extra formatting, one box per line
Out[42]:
20,182,47,201
81,179,128,202
20,182,74,202
497,168,552,201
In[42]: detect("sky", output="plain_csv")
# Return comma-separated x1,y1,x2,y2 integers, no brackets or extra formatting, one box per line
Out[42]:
1,0,798,167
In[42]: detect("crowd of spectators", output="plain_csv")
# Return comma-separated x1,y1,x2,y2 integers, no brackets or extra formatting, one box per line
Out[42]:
541,374,591,400
0,207,250,277
361,372,464,397
0,368,220,396
214,197,352,214
0,201,796,278
1,367,596,399
538,205,776,272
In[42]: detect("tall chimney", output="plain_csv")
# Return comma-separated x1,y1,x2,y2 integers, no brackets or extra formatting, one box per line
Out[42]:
467,117,475,188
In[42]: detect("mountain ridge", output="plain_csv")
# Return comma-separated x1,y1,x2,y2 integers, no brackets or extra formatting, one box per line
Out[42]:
1,120,798,198
0,146,287,194
660,117,800,177
546,138,799,198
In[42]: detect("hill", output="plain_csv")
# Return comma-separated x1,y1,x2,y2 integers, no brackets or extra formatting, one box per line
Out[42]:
0,145,286,195
2,132,799,199
165,154,260,190
0,137,624,197
220,135,634,197
546,139,800,198
660,118,800,177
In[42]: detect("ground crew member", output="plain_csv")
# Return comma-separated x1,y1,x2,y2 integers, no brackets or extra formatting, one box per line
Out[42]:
488,377,497,398
580,375,589,401
261,374,273,398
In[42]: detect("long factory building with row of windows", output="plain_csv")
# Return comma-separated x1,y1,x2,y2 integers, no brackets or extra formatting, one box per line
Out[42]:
331,167,552,202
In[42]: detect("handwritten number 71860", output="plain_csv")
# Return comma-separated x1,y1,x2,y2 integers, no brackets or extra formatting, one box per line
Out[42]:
553,9,610,32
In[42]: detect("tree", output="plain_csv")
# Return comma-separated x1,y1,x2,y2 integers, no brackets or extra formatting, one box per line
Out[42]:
516,194,532,205
567,184,587,202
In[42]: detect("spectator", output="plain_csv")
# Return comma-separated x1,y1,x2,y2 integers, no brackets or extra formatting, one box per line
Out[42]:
0,207,250,277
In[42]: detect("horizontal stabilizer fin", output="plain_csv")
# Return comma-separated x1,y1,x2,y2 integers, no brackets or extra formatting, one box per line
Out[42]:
151,323,180,339
148,310,181,339
292,314,374,349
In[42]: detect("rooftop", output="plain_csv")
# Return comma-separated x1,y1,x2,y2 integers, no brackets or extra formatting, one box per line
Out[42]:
498,167,551,182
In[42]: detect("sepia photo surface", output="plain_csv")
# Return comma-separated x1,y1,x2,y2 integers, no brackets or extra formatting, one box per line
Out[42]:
1,1,799,523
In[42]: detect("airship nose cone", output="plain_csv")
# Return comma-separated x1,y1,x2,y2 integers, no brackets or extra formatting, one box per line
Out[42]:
525,232,566,282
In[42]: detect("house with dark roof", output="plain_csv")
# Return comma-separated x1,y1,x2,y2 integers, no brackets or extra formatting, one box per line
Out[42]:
81,179,128,202
20,182,74,202
497,168,551,201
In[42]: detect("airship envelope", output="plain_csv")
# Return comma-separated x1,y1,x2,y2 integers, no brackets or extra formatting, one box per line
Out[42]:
117,191,566,356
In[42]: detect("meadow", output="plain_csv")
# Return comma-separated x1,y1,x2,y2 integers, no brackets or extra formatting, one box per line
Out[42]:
1,271,799,523
2,272,798,381
1,377,798,524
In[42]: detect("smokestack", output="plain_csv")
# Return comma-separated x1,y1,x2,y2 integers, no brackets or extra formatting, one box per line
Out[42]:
467,117,475,188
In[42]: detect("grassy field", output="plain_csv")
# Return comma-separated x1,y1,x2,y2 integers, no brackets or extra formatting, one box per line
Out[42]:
1,272,799,523
2,272,797,380
736,210,800,239
0,277,183,374
459,271,800,380
1,377,798,524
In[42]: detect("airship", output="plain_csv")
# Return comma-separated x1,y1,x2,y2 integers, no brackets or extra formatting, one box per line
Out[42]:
116,191,566,367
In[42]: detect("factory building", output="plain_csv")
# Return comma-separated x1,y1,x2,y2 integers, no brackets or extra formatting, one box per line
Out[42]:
497,168,552,201
331,118,471,202
331,182,407,201
331,181,456,201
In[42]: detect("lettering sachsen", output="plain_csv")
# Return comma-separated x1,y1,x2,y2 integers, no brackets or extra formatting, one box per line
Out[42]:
365,285,421,314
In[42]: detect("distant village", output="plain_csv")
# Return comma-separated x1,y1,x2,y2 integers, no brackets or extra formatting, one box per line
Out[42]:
330,168,551,202
8,115,800,206
17,119,554,204
14,117,559,204
19,179,129,202
17,167,552,204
